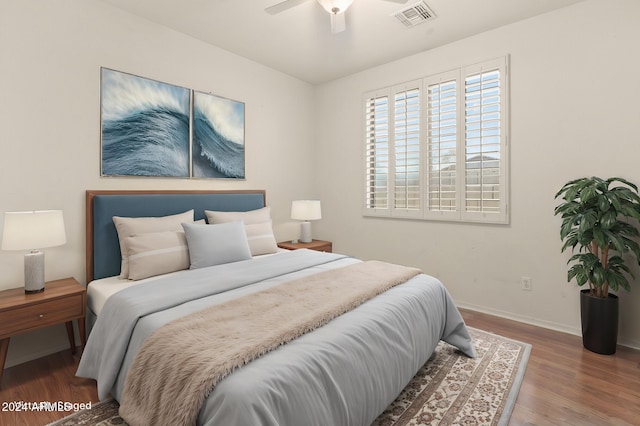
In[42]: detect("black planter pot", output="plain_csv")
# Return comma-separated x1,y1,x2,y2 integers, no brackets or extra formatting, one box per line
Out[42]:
580,289,619,355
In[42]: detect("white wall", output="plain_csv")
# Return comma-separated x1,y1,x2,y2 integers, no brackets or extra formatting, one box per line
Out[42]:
0,0,315,366
314,0,640,349
3,0,639,369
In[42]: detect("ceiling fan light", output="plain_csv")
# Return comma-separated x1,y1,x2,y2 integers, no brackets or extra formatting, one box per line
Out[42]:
317,0,354,15
330,12,346,33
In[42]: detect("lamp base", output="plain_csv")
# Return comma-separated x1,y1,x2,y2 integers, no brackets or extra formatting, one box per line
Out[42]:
24,250,45,294
299,221,312,243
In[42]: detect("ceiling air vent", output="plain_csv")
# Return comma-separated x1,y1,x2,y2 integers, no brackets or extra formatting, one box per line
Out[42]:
393,1,436,28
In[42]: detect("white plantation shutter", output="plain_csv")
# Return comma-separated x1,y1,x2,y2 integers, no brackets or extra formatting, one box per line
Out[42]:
393,84,421,214
363,56,509,224
425,70,459,220
462,58,508,223
364,94,390,213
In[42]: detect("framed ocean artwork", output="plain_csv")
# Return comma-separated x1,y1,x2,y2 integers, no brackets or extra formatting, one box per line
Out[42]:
192,91,245,179
100,68,191,178
100,68,245,179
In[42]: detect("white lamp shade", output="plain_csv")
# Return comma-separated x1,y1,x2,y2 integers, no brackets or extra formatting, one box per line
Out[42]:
2,210,66,251
291,200,322,221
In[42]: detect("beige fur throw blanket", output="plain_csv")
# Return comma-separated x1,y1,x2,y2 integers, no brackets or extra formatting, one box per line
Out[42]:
119,260,420,426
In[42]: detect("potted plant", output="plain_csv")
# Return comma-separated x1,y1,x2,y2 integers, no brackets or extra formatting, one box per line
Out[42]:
554,176,640,354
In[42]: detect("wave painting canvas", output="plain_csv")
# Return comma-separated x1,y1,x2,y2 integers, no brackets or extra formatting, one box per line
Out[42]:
192,91,245,179
101,68,190,177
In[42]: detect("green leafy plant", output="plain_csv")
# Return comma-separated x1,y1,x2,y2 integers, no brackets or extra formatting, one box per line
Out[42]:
554,177,640,298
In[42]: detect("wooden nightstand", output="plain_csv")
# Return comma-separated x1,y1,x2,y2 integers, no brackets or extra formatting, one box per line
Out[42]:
278,239,333,253
0,277,86,385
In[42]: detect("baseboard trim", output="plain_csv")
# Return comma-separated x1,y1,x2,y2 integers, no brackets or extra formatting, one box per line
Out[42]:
5,342,73,368
456,301,640,351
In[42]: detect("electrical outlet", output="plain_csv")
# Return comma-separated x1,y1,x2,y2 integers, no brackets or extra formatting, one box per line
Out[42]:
521,277,532,291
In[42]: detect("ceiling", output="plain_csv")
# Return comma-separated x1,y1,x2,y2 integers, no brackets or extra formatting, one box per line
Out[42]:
98,0,584,85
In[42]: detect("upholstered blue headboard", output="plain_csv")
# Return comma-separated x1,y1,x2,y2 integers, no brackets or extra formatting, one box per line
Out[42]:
86,190,266,282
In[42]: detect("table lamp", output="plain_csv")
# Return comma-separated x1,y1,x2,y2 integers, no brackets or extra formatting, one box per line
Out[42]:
291,200,322,243
2,210,66,293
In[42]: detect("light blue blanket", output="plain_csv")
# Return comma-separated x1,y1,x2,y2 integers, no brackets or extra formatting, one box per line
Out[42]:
77,250,475,425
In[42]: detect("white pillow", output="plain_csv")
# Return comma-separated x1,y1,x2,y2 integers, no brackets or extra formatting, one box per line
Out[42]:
244,221,278,255
113,210,194,279
205,207,277,256
205,206,271,225
125,231,190,280
181,221,251,269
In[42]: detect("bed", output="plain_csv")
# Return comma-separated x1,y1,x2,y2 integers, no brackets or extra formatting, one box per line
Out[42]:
77,189,476,426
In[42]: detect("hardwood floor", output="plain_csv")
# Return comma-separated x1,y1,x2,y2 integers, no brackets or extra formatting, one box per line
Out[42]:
461,309,640,426
0,349,98,426
0,309,638,425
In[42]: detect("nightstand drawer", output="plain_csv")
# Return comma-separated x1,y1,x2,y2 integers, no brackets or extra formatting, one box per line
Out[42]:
312,242,332,252
277,239,333,253
0,295,83,338
0,278,87,386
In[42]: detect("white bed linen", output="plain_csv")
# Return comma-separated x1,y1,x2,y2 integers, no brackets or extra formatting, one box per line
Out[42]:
78,249,475,426
88,274,168,317
87,249,289,316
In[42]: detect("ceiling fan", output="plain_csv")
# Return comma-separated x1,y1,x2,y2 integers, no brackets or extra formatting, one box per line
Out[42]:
265,0,410,34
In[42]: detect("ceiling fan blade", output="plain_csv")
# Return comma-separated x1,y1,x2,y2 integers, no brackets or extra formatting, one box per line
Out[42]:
265,0,311,15
330,12,346,34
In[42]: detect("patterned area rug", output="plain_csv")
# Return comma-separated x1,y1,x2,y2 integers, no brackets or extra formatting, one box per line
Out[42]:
47,327,530,426
373,328,530,425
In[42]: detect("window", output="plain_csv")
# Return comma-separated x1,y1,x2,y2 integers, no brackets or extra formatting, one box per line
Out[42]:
365,94,389,210
364,56,509,224
393,83,421,213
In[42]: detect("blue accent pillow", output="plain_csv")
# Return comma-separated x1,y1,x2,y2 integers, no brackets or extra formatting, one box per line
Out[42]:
181,221,252,269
